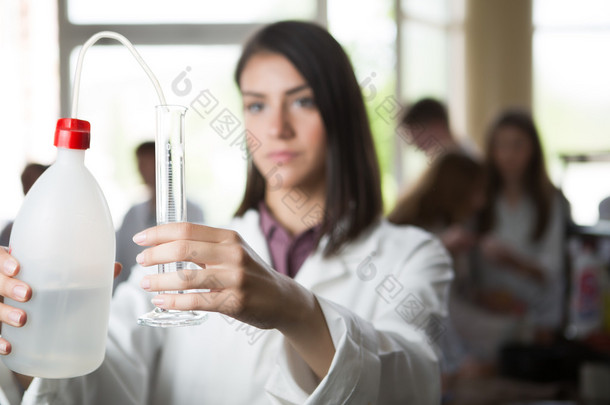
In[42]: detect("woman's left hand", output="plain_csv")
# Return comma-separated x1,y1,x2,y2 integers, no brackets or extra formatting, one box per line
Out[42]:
134,222,312,331
134,222,335,379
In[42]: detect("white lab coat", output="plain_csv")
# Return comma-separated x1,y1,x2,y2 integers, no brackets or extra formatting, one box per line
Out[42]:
20,210,452,404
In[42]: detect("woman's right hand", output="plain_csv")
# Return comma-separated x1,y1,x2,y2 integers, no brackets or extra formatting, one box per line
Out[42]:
440,225,477,254
0,247,31,355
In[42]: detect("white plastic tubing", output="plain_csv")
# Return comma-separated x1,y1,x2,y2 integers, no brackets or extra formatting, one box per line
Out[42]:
70,31,167,118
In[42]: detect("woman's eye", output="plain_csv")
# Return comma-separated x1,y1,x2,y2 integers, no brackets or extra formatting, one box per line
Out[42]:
294,96,315,108
245,102,264,114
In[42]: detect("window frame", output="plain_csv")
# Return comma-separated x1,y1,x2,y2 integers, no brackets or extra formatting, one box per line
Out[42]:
57,0,328,116
393,0,465,187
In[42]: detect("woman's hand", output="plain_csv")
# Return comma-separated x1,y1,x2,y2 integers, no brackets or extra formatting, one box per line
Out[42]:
480,236,545,284
134,222,335,379
135,223,313,329
480,235,513,264
440,225,477,255
0,247,31,355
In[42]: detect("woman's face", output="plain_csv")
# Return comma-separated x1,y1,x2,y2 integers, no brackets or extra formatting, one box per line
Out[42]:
491,125,533,183
239,52,327,193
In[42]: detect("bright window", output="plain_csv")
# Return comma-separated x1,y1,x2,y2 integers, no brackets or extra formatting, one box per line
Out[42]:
395,0,465,190
328,0,398,210
0,1,59,226
59,1,326,228
534,0,610,225
1,0,327,231
70,45,245,227
0,0,406,230
67,0,317,24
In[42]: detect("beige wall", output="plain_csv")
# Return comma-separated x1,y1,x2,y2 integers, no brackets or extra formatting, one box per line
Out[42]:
465,0,533,148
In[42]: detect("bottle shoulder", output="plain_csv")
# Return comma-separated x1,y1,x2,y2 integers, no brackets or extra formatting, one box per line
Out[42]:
12,162,114,237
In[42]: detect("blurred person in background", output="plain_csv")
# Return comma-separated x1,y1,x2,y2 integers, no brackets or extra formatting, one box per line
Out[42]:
388,150,485,286
0,163,49,247
388,150,489,399
474,109,571,349
439,109,574,405
398,98,479,161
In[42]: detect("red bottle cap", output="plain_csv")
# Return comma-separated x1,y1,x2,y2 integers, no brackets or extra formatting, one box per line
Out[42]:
54,118,91,150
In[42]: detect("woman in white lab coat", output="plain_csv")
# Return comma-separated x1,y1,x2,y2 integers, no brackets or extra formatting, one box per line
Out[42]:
0,21,452,404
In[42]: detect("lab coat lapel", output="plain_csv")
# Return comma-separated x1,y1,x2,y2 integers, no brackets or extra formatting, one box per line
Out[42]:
294,249,347,289
234,210,348,288
296,221,382,290
229,210,272,265
230,210,382,289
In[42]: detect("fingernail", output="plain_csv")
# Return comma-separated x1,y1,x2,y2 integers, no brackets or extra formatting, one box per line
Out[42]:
136,253,144,264
151,297,164,306
140,278,150,290
133,232,146,244
13,285,27,300
9,311,23,325
3,258,17,275
0,341,8,354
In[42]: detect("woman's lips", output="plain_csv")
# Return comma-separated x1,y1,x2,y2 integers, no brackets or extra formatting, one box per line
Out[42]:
268,151,299,164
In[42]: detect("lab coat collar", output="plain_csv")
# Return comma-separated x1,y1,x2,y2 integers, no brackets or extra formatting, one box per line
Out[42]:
230,210,382,290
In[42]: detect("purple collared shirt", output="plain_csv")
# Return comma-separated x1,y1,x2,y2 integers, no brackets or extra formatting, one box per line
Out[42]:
259,203,320,278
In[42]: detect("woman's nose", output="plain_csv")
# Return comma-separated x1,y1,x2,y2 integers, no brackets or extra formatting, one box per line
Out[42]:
268,104,293,139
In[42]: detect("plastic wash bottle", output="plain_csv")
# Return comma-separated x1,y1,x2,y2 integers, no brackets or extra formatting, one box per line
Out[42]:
1,118,115,378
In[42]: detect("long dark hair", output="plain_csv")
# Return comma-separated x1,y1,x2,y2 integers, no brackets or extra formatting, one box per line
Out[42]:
234,21,383,257
388,150,484,229
478,109,555,241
